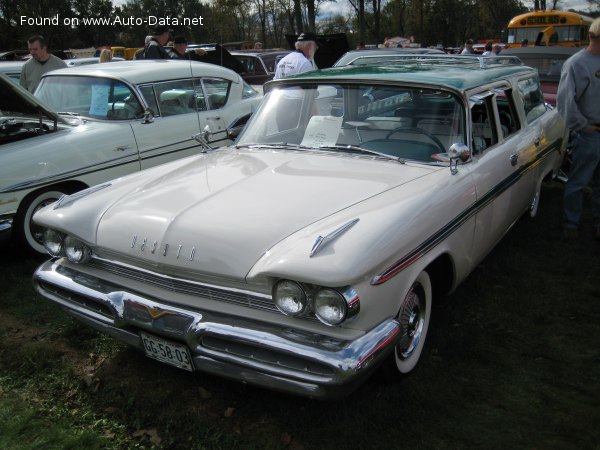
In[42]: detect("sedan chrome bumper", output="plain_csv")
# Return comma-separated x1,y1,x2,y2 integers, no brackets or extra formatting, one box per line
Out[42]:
33,259,401,399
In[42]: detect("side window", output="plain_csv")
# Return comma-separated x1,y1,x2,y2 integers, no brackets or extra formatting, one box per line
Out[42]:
35,76,142,120
202,78,231,110
470,93,498,153
138,84,158,115
518,77,546,124
154,79,196,117
494,87,520,138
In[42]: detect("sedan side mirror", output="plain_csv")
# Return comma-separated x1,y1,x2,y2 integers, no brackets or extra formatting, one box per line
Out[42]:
448,143,471,175
142,108,155,124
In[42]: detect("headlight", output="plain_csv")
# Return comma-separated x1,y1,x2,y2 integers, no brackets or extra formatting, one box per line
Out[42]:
43,229,64,257
273,280,307,316
64,235,91,263
314,288,347,326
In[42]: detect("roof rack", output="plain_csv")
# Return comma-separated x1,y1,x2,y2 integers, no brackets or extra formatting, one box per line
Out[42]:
350,54,523,69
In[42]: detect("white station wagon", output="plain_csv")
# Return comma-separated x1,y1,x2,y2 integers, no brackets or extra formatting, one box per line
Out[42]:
33,56,567,398
0,60,261,253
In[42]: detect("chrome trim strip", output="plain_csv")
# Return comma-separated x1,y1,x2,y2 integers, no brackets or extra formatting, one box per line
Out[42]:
33,259,400,399
310,218,359,257
0,154,140,194
372,139,562,285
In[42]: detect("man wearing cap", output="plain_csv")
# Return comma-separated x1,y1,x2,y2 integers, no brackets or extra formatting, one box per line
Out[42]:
170,36,190,59
556,16,600,240
144,26,171,59
460,39,474,55
274,32,318,79
20,35,67,92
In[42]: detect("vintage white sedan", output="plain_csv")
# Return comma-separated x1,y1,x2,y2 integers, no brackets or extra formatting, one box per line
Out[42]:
33,56,567,398
0,60,261,253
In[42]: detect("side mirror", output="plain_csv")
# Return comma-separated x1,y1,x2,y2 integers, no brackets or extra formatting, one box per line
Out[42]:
142,108,155,124
448,143,471,174
226,113,252,140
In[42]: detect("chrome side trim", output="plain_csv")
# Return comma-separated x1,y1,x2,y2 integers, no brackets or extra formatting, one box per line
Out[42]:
372,139,562,285
33,259,400,399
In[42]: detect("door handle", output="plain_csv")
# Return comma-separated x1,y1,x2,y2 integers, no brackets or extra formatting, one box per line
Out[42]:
114,145,131,152
206,116,221,121
509,153,518,166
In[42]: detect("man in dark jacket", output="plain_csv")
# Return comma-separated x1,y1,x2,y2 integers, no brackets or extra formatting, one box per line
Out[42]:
144,26,171,59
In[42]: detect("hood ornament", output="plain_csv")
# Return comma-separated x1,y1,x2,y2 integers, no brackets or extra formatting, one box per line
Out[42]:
310,218,359,258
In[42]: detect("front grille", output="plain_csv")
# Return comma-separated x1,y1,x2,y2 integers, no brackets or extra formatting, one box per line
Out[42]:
39,281,114,318
201,335,335,377
88,258,278,313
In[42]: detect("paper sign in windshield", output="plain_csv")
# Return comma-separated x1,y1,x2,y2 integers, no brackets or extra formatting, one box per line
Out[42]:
89,84,110,117
300,115,343,147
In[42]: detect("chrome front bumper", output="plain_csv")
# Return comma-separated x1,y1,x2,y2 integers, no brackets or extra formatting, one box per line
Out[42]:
33,259,401,399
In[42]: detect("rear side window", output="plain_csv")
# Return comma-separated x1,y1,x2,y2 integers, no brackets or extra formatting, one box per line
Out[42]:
518,77,546,124
201,78,231,110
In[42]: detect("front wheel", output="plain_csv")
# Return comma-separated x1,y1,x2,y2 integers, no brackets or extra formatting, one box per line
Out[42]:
380,271,432,380
16,189,66,254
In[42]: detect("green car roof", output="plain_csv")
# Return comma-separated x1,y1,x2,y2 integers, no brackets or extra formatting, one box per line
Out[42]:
271,59,537,92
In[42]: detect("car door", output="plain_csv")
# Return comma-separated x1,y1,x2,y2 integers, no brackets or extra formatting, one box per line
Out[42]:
469,85,535,262
131,78,233,170
130,79,206,170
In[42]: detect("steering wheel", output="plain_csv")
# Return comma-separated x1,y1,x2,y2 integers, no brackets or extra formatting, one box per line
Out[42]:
385,126,446,154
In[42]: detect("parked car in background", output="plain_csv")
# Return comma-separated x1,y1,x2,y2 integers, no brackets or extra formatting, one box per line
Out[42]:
0,60,260,253
32,55,567,399
500,46,581,106
230,50,291,85
0,50,29,61
0,61,25,84
333,47,445,67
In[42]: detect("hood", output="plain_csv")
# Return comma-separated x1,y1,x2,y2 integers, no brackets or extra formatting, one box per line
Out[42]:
187,44,246,74
0,73,69,125
92,148,435,280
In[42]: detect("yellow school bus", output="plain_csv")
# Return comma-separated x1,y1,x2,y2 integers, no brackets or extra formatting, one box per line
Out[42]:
506,10,594,48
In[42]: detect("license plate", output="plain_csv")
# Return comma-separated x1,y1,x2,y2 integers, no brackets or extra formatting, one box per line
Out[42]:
140,332,194,371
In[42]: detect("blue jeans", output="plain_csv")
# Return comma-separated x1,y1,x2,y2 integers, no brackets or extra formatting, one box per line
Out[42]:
563,131,600,229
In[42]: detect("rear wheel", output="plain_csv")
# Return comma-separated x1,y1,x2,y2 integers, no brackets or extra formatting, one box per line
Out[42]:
381,271,432,380
16,189,66,254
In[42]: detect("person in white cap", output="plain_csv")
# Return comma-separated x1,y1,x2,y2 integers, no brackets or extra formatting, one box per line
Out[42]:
274,32,318,79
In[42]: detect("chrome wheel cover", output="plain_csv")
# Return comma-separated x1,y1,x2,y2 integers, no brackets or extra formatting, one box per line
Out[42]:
397,283,426,360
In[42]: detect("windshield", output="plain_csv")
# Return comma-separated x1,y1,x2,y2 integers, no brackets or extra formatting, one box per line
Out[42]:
35,75,144,120
237,83,465,163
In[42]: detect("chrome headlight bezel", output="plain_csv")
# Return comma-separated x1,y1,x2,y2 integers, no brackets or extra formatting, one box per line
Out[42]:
43,229,65,257
273,279,360,325
64,235,92,263
314,288,347,326
272,279,308,316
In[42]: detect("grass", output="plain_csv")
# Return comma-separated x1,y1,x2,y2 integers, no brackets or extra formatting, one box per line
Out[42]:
0,180,599,449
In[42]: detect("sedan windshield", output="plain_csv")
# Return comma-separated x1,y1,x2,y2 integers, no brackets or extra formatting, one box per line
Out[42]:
35,75,143,120
237,83,465,163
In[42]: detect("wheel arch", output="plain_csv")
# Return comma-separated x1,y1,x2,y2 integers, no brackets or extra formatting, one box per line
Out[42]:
16,180,89,216
423,252,455,299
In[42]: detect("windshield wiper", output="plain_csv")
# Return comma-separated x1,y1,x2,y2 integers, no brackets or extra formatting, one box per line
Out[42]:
236,142,405,163
235,142,314,150
318,145,404,163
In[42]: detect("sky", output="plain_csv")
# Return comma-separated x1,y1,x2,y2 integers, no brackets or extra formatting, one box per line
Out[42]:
316,0,595,26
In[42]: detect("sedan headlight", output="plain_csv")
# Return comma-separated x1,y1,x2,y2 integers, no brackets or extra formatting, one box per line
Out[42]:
64,235,91,263
314,288,347,326
273,280,308,316
43,229,64,257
